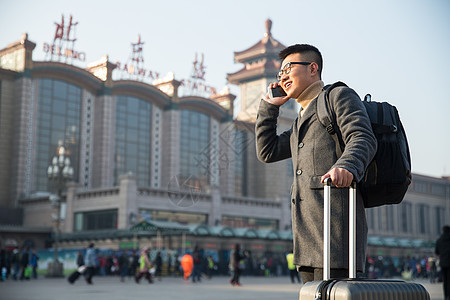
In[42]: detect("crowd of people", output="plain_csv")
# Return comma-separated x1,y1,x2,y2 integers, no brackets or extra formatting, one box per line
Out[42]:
0,247,39,281
364,255,441,283
0,243,445,287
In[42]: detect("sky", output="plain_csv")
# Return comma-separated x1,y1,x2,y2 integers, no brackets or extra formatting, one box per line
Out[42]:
1,0,449,178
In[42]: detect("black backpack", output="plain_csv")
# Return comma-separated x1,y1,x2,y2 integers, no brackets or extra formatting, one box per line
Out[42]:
317,81,412,208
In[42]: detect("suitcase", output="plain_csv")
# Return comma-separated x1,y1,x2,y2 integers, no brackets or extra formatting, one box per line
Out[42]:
67,270,81,284
299,179,430,300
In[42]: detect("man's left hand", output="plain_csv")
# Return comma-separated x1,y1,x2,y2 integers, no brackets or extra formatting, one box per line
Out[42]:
321,168,353,187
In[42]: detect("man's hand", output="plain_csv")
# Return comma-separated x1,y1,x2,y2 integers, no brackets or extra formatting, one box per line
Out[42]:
264,82,290,106
321,168,354,187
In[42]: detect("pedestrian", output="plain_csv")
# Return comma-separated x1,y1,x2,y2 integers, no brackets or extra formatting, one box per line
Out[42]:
429,257,437,284
11,249,20,280
135,247,153,283
19,248,29,280
76,250,84,267
255,44,376,283
206,255,214,279
286,251,300,283
230,244,244,286
436,225,450,300
129,250,139,278
0,245,6,282
118,251,129,282
192,246,202,283
154,251,162,281
30,249,39,279
181,253,193,280
84,243,96,284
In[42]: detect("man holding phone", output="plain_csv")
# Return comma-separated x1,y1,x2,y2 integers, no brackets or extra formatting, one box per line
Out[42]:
255,44,376,283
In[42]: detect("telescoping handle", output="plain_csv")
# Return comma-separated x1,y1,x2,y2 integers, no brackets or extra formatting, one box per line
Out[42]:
323,178,357,280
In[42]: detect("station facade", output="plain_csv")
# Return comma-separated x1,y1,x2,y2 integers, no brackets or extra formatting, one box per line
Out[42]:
0,20,449,261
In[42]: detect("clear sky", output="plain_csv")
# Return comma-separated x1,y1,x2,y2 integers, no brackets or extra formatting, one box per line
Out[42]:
1,0,449,178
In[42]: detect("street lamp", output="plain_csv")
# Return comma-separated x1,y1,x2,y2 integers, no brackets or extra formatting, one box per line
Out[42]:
46,145,74,277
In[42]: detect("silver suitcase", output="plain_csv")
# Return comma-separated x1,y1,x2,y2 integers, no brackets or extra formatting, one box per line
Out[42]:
299,179,430,300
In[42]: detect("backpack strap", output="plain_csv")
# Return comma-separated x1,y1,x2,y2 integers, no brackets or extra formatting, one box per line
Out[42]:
316,81,348,153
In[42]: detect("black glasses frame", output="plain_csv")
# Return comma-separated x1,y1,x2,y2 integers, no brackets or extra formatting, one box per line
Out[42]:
277,62,312,80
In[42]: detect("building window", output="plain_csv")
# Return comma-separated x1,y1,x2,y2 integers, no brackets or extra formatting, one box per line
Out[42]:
386,206,394,232
139,209,207,225
74,209,118,231
366,208,375,231
399,202,412,233
114,95,152,187
418,204,429,234
179,110,210,189
436,206,444,236
412,180,429,193
35,79,81,192
234,129,248,197
221,215,279,230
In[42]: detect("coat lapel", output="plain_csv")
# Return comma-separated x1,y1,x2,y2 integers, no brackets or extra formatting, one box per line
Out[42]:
297,97,317,133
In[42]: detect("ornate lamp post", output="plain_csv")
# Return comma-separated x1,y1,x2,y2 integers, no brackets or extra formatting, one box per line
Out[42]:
46,145,74,277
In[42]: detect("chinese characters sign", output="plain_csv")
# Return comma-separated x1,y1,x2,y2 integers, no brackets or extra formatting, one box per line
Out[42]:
43,14,86,62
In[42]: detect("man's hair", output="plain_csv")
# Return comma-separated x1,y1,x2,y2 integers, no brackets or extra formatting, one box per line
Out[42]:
443,225,450,234
279,44,323,79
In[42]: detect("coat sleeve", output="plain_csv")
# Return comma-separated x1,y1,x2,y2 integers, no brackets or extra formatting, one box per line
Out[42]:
328,87,377,182
255,99,292,163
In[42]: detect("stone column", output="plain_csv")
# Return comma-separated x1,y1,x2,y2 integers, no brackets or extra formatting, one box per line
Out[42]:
63,182,81,233
118,173,138,229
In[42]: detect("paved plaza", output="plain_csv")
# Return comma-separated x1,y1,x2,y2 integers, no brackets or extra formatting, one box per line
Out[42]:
0,276,445,300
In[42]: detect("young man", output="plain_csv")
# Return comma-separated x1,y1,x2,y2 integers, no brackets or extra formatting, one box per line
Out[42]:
84,243,96,284
255,44,376,283
435,225,450,300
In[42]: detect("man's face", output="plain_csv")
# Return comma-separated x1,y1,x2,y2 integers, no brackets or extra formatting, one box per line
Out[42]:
279,53,317,99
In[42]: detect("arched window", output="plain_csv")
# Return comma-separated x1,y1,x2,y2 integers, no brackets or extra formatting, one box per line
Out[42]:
35,79,81,192
179,110,210,189
114,95,152,187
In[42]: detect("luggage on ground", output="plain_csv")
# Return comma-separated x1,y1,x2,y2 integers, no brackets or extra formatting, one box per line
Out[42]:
298,179,430,300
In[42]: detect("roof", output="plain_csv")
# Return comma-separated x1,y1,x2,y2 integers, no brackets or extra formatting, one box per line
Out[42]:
129,220,190,233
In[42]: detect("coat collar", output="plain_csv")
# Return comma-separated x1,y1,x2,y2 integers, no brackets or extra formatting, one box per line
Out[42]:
297,97,318,132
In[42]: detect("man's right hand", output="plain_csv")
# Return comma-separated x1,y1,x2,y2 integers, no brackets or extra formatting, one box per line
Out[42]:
264,82,290,106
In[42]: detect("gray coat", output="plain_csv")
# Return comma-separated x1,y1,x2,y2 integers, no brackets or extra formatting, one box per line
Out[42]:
255,85,376,271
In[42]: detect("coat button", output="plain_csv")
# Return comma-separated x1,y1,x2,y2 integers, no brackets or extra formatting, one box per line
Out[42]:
296,169,302,175
292,198,295,204
299,142,304,148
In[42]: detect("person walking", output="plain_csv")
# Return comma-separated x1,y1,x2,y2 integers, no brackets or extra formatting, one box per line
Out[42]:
84,243,96,284
19,248,29,280
135,247,153,283
192,246,202,283
154,251,162,281
30,249,39,279
286,251,300,283
76,250,84,267
230,244,244,286
255,44,376,283
436,225,450,300
206,255,215,279
118,251,129,282
181,253,193,280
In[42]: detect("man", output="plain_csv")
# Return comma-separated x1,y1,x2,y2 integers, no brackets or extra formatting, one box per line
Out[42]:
135,247,153,283
436,225,450,300
255,44,376,283
84,243,96,284
286,250,300,283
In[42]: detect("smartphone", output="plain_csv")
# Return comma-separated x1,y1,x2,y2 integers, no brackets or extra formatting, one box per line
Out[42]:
269,85,287,98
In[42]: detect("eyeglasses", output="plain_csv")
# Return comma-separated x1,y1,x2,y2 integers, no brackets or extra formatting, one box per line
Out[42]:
277,62,312,81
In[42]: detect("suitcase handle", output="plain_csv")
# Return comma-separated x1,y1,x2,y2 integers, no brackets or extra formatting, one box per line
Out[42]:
323,178,357,280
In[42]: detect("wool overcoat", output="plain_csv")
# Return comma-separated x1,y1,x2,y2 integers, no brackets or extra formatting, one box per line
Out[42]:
255,85,377,271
